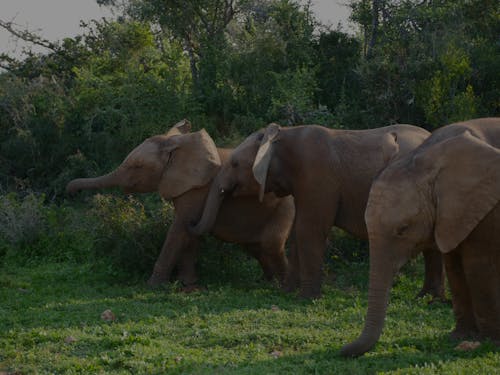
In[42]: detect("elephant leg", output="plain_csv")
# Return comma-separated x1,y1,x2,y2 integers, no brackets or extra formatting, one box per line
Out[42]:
264,244,287,284
294,199,335,299
461,243,500,341
443,251,479,340
246,245,278,282
417,247,446,300
176,238,200,286
295,222,328,299
147,220,195,287
283,223,300,293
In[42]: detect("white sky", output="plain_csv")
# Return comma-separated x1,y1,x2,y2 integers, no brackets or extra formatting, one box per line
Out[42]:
0,0,351,58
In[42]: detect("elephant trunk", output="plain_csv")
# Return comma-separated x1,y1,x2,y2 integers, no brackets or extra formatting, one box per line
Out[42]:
340,240,400,357
189,175,225,235
66,170,121,194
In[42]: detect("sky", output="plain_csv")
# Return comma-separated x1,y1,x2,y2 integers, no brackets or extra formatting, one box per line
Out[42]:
0,0,351,58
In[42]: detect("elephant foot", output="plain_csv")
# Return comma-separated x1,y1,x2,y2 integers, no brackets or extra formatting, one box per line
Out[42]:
427,296,451,305
281,273,300,293
449,327,480,341
415,285,446,301
298,286,322,300
281,284,295,294
147,271,168,288
179,284,207,293
281,280,299,294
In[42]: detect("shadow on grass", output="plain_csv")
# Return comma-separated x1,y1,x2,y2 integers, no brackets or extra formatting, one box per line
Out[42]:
1,261,498,374
157,341,499,375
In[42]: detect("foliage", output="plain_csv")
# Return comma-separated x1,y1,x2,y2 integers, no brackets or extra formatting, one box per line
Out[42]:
2,0,497,194
86,194,173,277
0,192,174,278
0,192,94,264
0,192,46,246
348,0,500,127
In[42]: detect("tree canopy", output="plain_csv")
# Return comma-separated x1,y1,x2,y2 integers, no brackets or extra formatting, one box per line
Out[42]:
0,0,498,195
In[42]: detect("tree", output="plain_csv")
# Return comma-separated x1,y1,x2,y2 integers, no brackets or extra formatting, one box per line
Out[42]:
348,0,499,127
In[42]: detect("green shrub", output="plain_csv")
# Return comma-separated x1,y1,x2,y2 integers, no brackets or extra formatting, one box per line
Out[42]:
0,192,46,246
83,194,174,278
0,192,96,265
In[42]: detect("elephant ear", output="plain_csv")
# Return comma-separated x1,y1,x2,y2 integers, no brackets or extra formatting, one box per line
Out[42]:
428,131,500,253
165,119,192,137
252,123,281,201
158,129,221,199
381,132,400,166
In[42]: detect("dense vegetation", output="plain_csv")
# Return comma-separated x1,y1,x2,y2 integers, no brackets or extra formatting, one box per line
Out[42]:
0,1,499,373
0,0,498,194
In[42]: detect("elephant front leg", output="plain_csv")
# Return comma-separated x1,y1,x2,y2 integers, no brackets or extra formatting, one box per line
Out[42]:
295,220,329,299
460,243,500,342
147,221,195,287
283,223,300,293
293,198,336,299
417,246,446,301
443,251,479,340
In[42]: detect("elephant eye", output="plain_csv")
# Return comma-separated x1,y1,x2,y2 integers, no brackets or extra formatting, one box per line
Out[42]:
396,224,410,236
231,160,239,168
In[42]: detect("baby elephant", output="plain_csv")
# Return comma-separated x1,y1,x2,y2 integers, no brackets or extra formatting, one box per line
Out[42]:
66,120,294,289
342,117,500,357
191,122,444,300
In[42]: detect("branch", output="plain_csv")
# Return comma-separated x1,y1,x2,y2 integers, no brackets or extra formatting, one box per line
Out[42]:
0,18,59,53
0,53,20,72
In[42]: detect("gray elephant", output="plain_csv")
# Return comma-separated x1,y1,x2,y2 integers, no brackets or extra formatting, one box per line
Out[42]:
190,122,445,299
66,120,294,288
341,117,500,357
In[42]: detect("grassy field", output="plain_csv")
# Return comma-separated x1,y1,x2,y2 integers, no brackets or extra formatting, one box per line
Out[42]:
1,254,499,374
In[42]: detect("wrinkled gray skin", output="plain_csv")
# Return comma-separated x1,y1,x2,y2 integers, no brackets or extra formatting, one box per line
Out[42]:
67,120,294,288
191,123,444,300
341,117,500,357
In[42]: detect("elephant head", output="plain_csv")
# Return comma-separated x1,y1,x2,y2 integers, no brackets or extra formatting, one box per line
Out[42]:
341,130,500,357
66,119,221,200
189,123,285,235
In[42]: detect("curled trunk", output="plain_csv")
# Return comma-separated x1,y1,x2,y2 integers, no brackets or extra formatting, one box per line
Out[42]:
340,243,398,357
189,176,225,235
66,171,120,194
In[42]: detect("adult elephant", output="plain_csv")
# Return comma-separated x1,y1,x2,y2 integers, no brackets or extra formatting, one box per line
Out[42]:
66,120,294,288
341,117,500,357
190,123,444,299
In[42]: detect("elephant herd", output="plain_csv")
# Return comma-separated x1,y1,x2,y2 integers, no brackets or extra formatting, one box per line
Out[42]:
66,117,500,357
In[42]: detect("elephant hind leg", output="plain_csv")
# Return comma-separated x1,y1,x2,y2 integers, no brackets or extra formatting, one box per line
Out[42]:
176,238,200,286
246,244,287,283
443,251,479,340
283,231,300,293
417,247,446,301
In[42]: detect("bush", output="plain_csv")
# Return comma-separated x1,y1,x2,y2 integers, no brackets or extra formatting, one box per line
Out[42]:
84,194,174,278
0,192,97,265
0,192,46,246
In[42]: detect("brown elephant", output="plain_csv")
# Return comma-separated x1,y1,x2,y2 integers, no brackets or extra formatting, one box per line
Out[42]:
66,120,294,288
190,122,444,299
341,117,500,357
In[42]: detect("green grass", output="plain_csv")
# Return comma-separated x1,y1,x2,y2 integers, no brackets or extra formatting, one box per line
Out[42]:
0,257,498,374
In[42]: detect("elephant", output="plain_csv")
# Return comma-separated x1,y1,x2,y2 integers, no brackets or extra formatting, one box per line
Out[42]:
341,117,500,357
66,120,294,288
190,122,445,299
